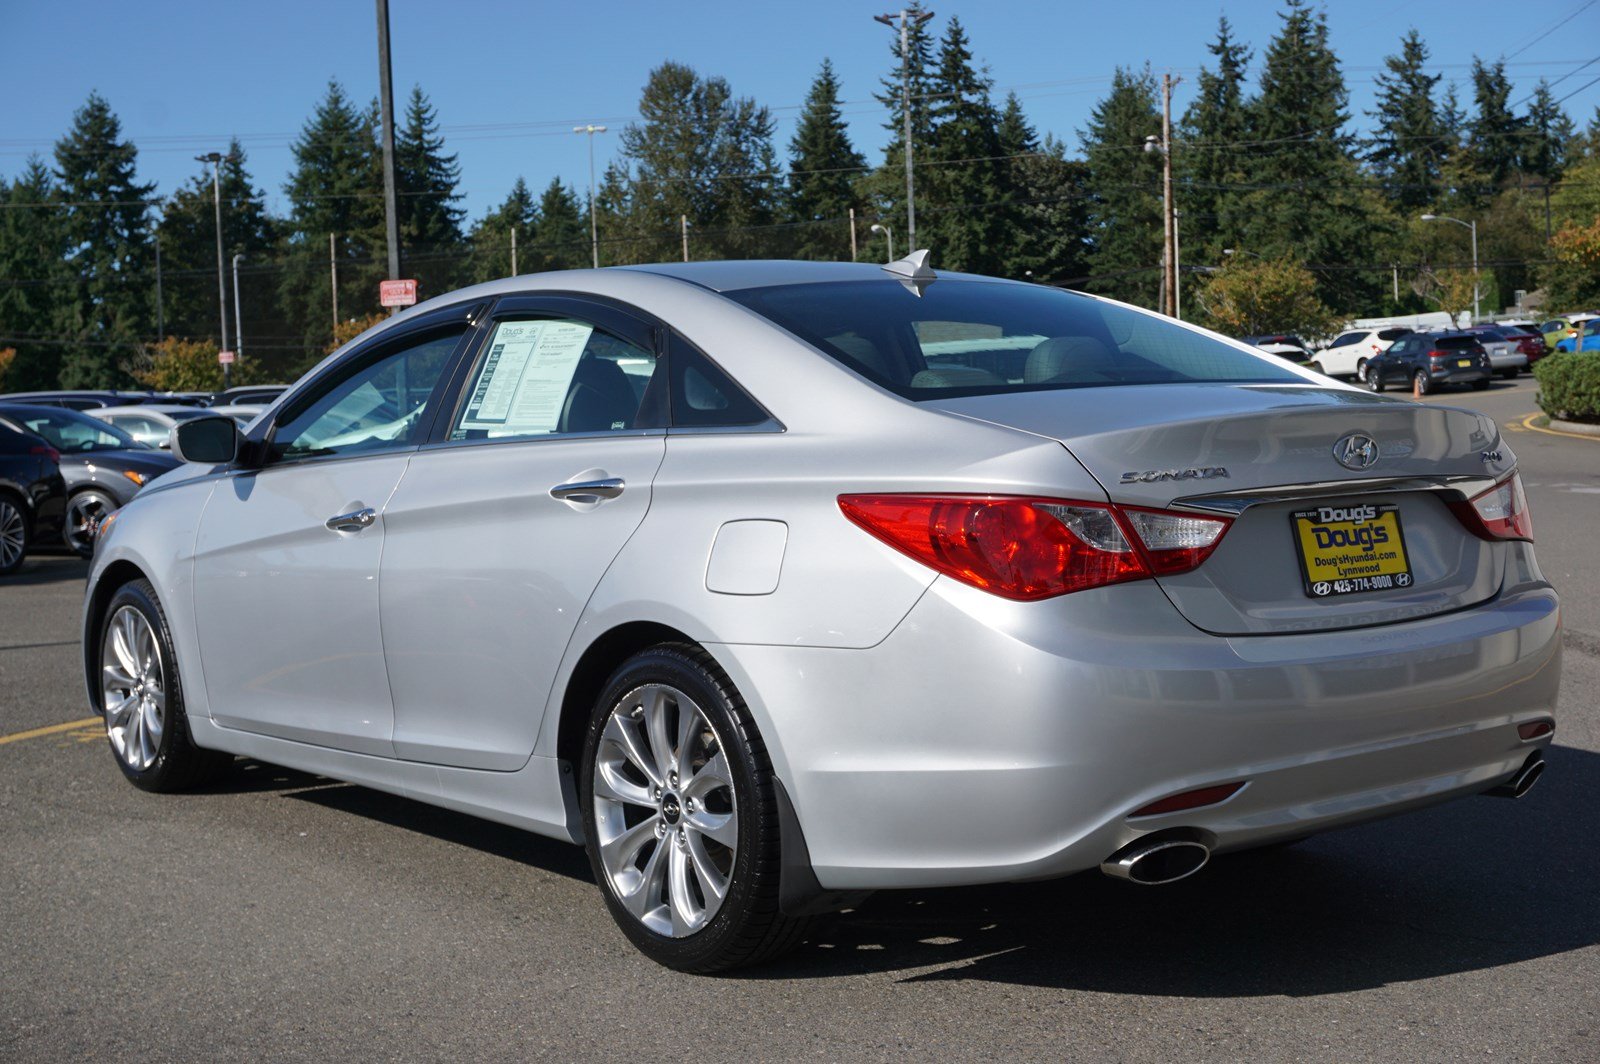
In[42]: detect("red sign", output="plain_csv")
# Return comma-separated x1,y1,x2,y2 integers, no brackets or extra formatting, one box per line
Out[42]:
217,349,236,365
379,279,419,307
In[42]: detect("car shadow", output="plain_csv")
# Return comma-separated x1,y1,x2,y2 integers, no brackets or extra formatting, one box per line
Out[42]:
208,745,1599,994
9,554,88,586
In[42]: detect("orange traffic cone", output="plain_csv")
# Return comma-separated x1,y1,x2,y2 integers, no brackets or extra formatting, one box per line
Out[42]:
1413,373,1422,399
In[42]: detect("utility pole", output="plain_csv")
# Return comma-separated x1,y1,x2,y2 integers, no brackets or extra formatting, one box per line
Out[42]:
1143,73,1180,318
848,207,858,261
1392,263,1399,304
231,253,245,379
510,227,518,275
681,215,690,262
375,0,401,300
572,124,608,268
1173,209,1182,321
875,8,934,251
330,233,339,330
195,152,231,364
154,233,163,341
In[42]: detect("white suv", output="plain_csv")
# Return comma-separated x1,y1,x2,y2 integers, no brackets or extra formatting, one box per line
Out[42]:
1319,327,1413,380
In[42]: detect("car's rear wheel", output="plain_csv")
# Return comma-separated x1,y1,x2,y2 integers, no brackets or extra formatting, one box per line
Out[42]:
65,488,116,558
99,579,230,791
580,644,809,972
0,494,28,576
1355,357,1369,381
1413,370,1432,396
1308,361,1324,375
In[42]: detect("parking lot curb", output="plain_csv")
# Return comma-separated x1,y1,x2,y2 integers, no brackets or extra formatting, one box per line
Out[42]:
1525,414,1600,441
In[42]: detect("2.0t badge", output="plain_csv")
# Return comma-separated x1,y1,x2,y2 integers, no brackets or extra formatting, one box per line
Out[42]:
1333,433,1380,470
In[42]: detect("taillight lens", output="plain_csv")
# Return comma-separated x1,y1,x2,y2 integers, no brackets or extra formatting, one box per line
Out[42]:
29,444,61,465
837,495,1231,600
1451,473,1532,542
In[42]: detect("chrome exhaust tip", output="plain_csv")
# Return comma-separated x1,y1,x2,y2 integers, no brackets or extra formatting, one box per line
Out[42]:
1101,836,1211,885
1485,751,1546,800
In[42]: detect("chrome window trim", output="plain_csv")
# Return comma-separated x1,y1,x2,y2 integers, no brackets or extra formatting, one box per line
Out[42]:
1174,474,1501,515
417,427,667,454
666,419,785,437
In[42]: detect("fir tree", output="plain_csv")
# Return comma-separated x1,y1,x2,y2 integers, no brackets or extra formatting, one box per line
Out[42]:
0,158,71,389
467,177,536,282
53,92,155,387
998,100,1090,284
1080,66,1163,307
395,85,466,296
533,178,587,270
1521,80,1575,183
788,59,867,261
1180,17,1253,259
1367,29,1447,210
921,17,1008,273
1468,58,1522,187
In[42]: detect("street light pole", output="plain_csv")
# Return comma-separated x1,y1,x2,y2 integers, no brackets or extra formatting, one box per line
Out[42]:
870,223,895,262
195,152,230,380
375,0,401,291
1420,214,1479,323
231,253,245,375
875,8,934,252
573,124,608,268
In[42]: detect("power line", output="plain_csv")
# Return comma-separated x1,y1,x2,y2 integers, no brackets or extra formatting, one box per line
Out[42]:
1504,0,1599,61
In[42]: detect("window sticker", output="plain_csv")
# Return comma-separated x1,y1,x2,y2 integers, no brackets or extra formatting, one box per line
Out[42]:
458,319,594,436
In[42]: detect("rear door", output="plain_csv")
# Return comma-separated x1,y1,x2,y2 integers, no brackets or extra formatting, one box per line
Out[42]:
378,296,667,770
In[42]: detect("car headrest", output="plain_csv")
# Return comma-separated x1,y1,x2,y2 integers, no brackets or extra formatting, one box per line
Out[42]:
1024,336,1119,383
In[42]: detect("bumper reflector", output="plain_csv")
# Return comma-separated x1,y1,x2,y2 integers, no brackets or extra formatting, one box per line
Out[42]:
1130,781,1246,818
1517,720,1554,741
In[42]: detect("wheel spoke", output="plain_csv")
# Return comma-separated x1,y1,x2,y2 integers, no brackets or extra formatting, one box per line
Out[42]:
685,807,737,849
142,699,163,749
601,714,661,791
104,693,137,728
682,751,730,802
641,687,676,783
600,814,660,872
111,617,138,677
667,841,697,936
103,662,136,689
621,833,669,921
685,830,729,904
593,761,655,808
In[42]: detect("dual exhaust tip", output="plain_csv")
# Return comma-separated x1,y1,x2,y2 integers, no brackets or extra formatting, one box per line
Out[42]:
1102,751,1548,885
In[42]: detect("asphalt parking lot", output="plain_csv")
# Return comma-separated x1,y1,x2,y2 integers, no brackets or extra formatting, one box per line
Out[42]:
2,375,1596,1062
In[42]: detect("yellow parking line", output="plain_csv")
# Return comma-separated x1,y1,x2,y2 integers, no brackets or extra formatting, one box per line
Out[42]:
1520,412,1600,443
0,717,101,746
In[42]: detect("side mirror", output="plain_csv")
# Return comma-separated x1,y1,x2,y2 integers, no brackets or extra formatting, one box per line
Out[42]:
170,416,239,465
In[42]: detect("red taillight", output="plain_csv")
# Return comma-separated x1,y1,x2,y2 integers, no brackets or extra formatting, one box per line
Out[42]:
29,444,61,465
836,494,1231,600
1449,473,1532,542
1131,781,1246,818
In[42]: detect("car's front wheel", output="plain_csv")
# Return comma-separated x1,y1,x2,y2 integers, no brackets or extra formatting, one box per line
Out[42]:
0,494,29,576
98,579,230,791
580,644,808,972
65,488,116,558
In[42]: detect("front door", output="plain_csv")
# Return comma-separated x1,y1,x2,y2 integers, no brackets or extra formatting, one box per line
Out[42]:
194,321,469,755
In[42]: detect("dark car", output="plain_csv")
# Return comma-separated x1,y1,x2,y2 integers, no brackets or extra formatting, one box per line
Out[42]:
211,384,290,407
0,405,180,557
0,419,67,575
1365,332,1492,395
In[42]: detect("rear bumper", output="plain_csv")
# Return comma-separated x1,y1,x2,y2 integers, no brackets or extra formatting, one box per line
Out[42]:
714,548,1560,890
1426,364,1491,383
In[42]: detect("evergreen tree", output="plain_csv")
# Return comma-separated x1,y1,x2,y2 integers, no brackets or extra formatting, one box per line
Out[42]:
1080,66,1163,306
1467,58,1522,187
997,102,1090,284
534,178,587,270
53,92,155,387
395,85,466,297
1521,80,1575,183
788,59,867,261
155,140,278,359
467,177,536,282
277,81,385,355
865,3,939,246
1367,29,1447,209
1180,17,1253,259
921,17,1008,273
0,158,71,389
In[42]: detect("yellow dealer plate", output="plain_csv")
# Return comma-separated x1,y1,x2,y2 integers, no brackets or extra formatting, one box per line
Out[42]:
1291,503,1414,599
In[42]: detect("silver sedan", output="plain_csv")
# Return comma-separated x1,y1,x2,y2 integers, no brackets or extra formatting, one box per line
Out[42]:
82,259,1560,972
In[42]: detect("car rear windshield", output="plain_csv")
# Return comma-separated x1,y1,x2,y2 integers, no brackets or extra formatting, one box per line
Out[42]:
726,280,1303,398
1377,328,1412,340
1435,336,1480,350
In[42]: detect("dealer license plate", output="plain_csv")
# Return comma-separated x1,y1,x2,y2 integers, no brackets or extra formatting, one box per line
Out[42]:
1456,358,1472,367
1291,503,1414,598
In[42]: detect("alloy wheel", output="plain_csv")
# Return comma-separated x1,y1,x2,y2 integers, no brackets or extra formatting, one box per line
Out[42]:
0,499,24,571
592,683,737,938
66,491,113,557
101,605,165,772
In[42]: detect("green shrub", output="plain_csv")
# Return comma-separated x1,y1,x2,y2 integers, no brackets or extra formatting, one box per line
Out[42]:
1534,352,1600,423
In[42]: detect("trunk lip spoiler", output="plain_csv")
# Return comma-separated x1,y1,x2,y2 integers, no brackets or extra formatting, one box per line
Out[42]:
1172,474,1502,516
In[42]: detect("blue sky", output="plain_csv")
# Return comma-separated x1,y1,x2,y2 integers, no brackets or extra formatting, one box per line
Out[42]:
3,0,1597,219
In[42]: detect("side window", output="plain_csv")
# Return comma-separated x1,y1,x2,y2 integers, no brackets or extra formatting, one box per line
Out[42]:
450,317,658,441
668,333,769,428
1330,332,1362,348
272,326,464,462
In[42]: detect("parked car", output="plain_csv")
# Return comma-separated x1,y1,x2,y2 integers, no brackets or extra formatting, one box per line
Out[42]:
0,419,67,575
207,404,267,428
1552,318,1600,352
1497,324,1549,366
1239,334,1317,370
1365,331,1492,394
89,404,228,449
0,390,132,410
0,405,180,557
212,384,290,407
1464,326,1531,378
1318,327,1412,379
84,261,1557,972
1539,314,1600,350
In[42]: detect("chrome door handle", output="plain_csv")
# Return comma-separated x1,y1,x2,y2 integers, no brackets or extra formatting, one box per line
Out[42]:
325,507,376,533
549,477,625,504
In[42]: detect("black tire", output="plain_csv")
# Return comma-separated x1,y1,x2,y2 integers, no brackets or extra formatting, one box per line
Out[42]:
1355,357,1369,382
1366,369,1384,392
64,488,116,558
0,492,29,576
97,578,231,792
1500,369,1517,381
1413,370,1432,396
580,643,809,972
1472,379,1491,391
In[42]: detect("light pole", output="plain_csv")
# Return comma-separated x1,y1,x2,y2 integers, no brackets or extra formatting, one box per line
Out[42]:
195,152,231,385
375,0,401,288
231,253,245,372
573,124,608,268
1420,213,1479,323
871,223,895,262
1221,247,1264,260
874,7,934,251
